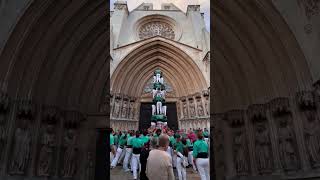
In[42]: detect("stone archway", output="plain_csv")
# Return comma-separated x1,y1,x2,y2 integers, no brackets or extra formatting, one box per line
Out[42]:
110,36,209,131
110,37,209,130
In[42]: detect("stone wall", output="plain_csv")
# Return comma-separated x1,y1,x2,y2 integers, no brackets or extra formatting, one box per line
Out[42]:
213,84,320,180
178,89,210,130
0,90,94,180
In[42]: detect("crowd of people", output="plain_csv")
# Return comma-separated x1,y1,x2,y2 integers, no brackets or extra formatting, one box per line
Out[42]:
110,127,210,180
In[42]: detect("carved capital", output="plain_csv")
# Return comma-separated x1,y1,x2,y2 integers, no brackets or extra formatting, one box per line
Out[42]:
42,105,60,124
296,91,316,110
17,99,36,120
268,97,290,117
247,104,267,122
187,5,200,12
225,110,245,127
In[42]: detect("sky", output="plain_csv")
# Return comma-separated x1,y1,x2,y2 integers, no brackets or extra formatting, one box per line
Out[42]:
109,0,210,32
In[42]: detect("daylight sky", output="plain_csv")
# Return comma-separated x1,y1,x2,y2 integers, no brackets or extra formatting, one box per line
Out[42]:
110,0,210,31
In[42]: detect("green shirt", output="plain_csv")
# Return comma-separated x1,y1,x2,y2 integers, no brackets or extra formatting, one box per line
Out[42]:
193,139,208,158
110,134,114,145
118,134,127,146
127,136,134,146
175,141,187,154
140,135,150,144
186,139,192,147
169,136,176,146
114,134,119,145
203,131,209,137
131,137,144,148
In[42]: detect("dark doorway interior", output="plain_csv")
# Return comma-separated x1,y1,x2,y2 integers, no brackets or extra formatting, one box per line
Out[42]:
139,102,178,130
95,128,109,180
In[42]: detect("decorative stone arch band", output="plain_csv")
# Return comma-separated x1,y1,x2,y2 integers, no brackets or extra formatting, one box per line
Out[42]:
133,14,182,42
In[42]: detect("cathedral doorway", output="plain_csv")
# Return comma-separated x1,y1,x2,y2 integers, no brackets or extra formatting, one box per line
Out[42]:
139,102,178,130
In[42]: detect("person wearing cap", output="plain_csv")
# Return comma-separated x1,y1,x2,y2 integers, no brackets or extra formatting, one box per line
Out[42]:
131,130,144,180
193,131,209,180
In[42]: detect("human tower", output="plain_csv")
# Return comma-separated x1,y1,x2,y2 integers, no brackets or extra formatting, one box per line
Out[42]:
151,68,167,128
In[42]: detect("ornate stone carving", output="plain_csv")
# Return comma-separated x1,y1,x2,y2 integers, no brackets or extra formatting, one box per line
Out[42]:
85,151,94,180
129,100,135,119
297,91,316,110
196,98,204,117
37,124,56,176
61,128,77,178
113,96,121,118
9,100,35,175
121,99,128,118
182,100,188,118
233,129,249,176
10,119,31,175
138,21,175,40
255,124,272,173
114,3,127,11
276,114,299,171
189,97,196,118
303,110,320,167
298,0,320,20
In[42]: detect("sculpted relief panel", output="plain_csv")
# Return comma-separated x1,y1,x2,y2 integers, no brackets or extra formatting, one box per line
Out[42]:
138,21,175,40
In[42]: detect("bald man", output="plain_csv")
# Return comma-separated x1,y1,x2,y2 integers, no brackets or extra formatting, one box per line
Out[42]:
146,134,175,180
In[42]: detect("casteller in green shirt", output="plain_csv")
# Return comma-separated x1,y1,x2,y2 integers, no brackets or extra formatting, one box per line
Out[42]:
132,136,144,148
110,133,114,145
193,139,208,158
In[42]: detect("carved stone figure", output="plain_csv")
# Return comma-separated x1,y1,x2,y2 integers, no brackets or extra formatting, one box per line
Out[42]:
85,152,94,180
278,116,298,170
122,101,128,118
10,118,31,175
204,97,209,116
197,100,204,117
113,98,120,118
304,110,320,167
62,129,77,178
183,102,188,118
255,124,272,173
37,124,56,176
234,130,248,175
189,100,196,118
129,101,135,119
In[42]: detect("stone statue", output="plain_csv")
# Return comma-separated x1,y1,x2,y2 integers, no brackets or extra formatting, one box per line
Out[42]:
183,102,188,118
234,130,248,175
10,118,31,175
255,124,272,173
121,101,128,118
129,101,135,119
304,111,320,167
62,129,77,178
197,100,204,117
113,98,120,118
85,152,94,180
37,124,56,176
176,103,181,119
189,100,196,118
204,97,209,115
278,116,298,170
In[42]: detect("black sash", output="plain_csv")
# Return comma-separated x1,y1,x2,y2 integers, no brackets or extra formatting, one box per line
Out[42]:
133,147,142,154
197,152,208,158
188,147,193,151
126,145,132,148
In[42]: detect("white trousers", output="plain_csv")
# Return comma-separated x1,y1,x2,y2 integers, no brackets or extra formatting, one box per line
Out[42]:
110,152,114,164
156,102,162,114
123,147,132,170
177,157,187,180
160,77,164,84
131,154,140,179
172,153,177,168
153,75,156,83
152,89,157,98
118,147,126,163
196,158,210,180
111,147,123,167
162,105,167,115
188,151,196,171
152,105,156,115
156,74,161,82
